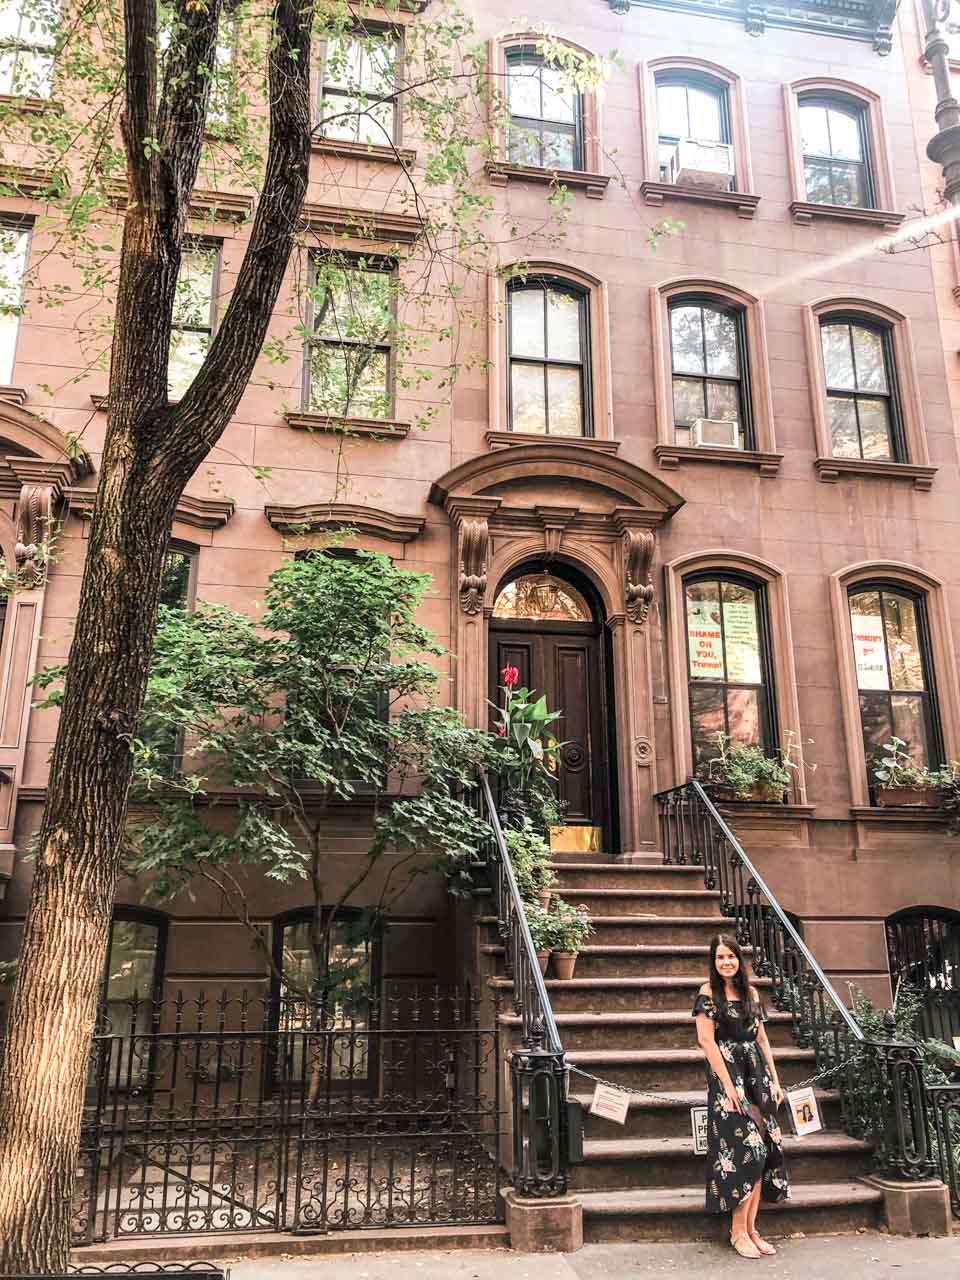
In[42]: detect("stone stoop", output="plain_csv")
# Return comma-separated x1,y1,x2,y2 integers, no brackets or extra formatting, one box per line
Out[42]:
480,859,885,1244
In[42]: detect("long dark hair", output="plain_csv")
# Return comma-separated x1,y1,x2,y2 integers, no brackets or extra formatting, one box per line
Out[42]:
709,933,752,1010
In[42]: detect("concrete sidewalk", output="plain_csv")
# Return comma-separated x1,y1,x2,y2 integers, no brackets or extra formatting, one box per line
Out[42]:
227,1235,956,1280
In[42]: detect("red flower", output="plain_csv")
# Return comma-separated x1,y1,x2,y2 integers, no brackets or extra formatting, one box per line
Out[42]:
502,665,520,689
497,724,506,737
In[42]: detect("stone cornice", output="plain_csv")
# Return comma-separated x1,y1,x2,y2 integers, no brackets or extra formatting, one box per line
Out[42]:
301,202,424,245
265,502,425,543
311,136,417,168
284,410,410,439
65,487,236,529
814,456,937,491
106,182,254,222
0,164,64,199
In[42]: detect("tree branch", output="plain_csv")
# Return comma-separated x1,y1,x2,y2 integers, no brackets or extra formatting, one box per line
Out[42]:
120,0,158,208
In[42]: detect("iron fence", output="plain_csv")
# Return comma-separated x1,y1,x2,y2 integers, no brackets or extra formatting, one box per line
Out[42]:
928,1084,960,1218
72,986,501,1244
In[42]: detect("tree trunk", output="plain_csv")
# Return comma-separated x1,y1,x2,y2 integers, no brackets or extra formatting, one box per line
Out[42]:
0,0,313,1269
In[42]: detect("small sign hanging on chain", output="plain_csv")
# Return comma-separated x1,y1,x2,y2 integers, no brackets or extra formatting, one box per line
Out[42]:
786,1086,822,1137
589,1081,629,1125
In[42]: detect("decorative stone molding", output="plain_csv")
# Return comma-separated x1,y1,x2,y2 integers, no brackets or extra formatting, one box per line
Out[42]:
311,136,417,168
485,430,620,455
14,481,56,584
814,457,937,490
301,202,424,245
654,443,783,477
265,502,425,543
634,736,653,767
0,386,27,406
608,0,894,50
640,182,760,219
0,164,63,198
107,181,253,222
284,410,410,439
485,161,610,200
536,506,578,561
66,487,235,530
451,498,501,617
622,528,656,626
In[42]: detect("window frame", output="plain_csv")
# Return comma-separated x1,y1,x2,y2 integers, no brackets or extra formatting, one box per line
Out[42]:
846,579,944,794
93,907,168,1094
504,43,585,173
506,276,592,439
0,0,57,101
682,570,779,772
654,71,733,190
0,216,31,386
314,22,401,149
667,293,752,449
797,92,873,210
168,237,221,402
302,251,397,420
818,313,905,463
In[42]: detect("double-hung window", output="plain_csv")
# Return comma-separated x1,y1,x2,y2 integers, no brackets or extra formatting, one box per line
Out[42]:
656,74,731,188
168,239,219,400
0,0,58,98
505,46,583,171
508,279,589,436
305,257,394,419
669,297,748,448
0,219,29,385
317,27,398,146
819,317,901,461
798,96,871,208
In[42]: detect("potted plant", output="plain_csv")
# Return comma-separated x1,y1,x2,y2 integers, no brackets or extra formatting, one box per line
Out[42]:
873,738,954,808
505,819,558,908
548,897,593,980
699,732,792,803
523,902,553,975
491,665,564,832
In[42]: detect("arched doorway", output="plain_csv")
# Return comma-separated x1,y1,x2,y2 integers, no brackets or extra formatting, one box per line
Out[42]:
886,906,960,1044
490,564,613,852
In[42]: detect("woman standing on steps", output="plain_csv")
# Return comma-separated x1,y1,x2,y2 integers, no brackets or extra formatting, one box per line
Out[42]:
694,933,789,1259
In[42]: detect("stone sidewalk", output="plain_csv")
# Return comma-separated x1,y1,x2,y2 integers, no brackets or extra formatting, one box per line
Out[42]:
228,1235,956,1280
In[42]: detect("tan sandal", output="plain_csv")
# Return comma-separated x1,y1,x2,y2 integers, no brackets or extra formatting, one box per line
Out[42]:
730,1233,762,1259
749,1232,776,1256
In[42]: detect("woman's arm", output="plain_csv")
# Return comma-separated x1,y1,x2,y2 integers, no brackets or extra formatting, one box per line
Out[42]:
752,987,784,1104
695,1010,744,1112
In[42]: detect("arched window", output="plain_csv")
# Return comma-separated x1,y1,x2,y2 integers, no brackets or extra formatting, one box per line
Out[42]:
886,907,960,1043
669,297,749,449
684,574,776,770
819,316,902,461
847,583,942,785
508,278,590,436
655,73,732,189
798,95,871,208
505,46,583,171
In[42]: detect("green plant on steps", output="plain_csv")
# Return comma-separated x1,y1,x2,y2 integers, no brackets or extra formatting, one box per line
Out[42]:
548,897,593,953
490,664,564,828
522,901,554,954
698,732,792,801
504,819,557,903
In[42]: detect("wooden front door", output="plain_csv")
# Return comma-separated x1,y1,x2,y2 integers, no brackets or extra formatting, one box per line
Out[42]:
490,621,610,843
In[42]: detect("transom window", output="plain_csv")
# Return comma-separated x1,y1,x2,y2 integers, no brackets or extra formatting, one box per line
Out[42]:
0,220,28,385
848,585,941,785
305,257,394,419
493,572,591,622
820,318,900,461
669,298,747,448
685,575,775,770
508,279,589,437
505,46,583,171
798,96,871,208
0,0,58,98
656,75,731,187
168,239,219,400
317,27,398,146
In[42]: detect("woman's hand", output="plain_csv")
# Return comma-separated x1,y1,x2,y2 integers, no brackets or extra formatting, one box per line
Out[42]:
724,1086,744,1114
772,1081,785,1107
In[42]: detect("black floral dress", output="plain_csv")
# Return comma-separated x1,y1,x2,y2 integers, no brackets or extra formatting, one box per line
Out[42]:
692,992,789,1214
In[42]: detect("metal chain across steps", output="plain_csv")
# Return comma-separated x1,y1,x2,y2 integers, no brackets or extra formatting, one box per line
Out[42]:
567,1061,841,1107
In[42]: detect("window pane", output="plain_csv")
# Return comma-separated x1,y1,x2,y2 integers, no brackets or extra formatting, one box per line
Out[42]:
690,684,726,769
857,398,893,460
673,376,705,426
851,325,887,392
315,267,392,344
541,124,576,170
323,35,363,91
828,396,861,457
0,2,23,40
850,591,889,690
882,593,925,691
803,160,835,204
547,365,582,436
546,288,580,360
360,35,397,97
705,380,740,424
687,85,722,143
891,694,930,766
722,581,761,684
670,305,705,374
510,287,546,358
686,580,724,681
827,107,863,161
507,122,541,167
172,246,216,329
703,307,738,377
280,918,371,1082
320,92,363,141
511,361,546,433
821,324,855,389
829,162,864,208
357,98,394,145
159,551,191,610
106,920,160,1003
726,686,761,747
508,59,541,118
0,224,27,308
167,329,209,399
859,690,894,773
657,83,688,139
540,63,576,125
310,345,388,418
799,104,831,157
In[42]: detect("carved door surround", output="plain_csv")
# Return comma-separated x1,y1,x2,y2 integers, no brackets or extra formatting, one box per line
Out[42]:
0,405,93,898
429,442,684,857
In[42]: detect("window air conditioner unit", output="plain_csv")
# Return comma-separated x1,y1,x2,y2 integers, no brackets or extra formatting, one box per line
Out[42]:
669,139,734,190
691,417,740,448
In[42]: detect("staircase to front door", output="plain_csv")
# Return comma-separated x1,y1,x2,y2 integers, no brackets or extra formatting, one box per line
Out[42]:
479,856,884,1242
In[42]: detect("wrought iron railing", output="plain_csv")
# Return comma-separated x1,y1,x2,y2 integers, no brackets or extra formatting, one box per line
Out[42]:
928,1085,960,1217
478,771,571,1196
656,779,938,1182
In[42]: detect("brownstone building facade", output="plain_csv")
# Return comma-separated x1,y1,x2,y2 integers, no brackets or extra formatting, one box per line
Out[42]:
0,0,958,1036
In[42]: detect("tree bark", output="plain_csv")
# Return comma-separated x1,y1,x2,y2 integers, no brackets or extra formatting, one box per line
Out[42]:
0,1,313,1271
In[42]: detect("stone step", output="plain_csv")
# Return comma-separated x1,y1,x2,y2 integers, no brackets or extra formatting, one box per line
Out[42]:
572,1132,874,1191
577,1181,884,1243
499,1008,795,1050
571,1089,845,1140
566,1045,816,1092
549,864,708,892
477,914,728,945
483,943,738,980
491,975,774,1013
570,888,723,917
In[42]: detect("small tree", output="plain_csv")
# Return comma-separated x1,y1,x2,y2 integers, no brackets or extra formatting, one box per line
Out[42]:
120,543,498,996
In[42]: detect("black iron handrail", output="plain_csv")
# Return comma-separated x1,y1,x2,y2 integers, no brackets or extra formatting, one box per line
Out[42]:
656,779,938,1180
478,771,570,1196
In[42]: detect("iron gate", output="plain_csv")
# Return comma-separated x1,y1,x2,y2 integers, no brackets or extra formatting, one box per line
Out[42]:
886,908,960,1044
73,988,502,1244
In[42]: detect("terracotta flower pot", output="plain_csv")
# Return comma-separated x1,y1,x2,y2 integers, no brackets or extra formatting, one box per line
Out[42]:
876,785,943,808
552,951,577,980
536,949,550,976
537,888,553,910
749,782,786,804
